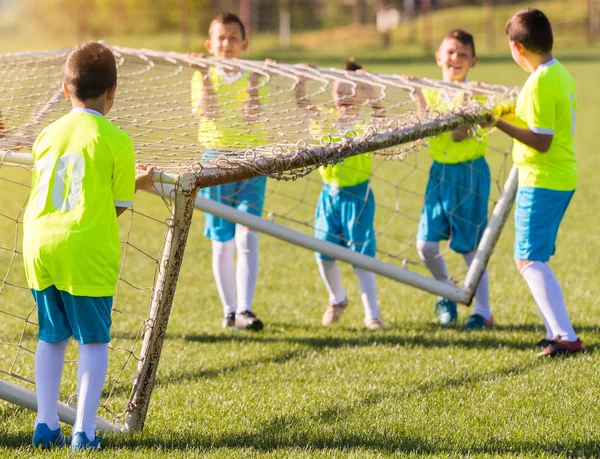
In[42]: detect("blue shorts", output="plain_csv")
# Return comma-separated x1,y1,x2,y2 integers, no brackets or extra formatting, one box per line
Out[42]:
200,176,267,242
417,157,490,254
32,286,112,344
314,180,376,261
514,186,574,261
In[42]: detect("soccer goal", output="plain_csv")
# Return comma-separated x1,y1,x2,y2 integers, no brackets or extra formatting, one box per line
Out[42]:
0,45,517,433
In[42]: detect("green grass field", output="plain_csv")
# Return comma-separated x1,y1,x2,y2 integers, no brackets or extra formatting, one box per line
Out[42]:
2,49,600,459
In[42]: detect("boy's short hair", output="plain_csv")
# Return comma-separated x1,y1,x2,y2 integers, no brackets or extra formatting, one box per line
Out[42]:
505,8,553,54
442,29,476,57
65,41,117,101
209,12,247,40
343,57,363,72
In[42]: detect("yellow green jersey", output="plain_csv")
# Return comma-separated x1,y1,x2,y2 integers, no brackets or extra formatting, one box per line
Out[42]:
191,67,269,150
311,111,372,188
23,108,136,297
421,88,488,164
512,59,577,191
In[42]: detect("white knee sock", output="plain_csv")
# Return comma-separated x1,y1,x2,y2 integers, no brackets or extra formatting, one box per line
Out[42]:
520,261,577,341
34,339,69,430
316,258,346,304
235,230,259,313
354,267,380,321
212,239,237,315
416,239,453,284
74,342,108,441
462,252,492,320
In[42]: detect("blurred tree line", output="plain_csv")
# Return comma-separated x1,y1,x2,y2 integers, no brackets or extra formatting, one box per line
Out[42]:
17,0,550,37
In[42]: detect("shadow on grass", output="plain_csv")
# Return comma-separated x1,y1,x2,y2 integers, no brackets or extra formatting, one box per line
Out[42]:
180,326,545,352
161,333,547,389
5,427,600,457
107,387,600,457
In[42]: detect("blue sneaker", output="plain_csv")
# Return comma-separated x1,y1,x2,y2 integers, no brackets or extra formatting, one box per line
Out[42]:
32,423,68,449
71,431,102,451
463,313,494,330
435,298,457,326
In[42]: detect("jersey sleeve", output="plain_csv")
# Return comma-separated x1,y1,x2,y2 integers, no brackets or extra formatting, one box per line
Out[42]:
112,134,136,208
524,81,555,135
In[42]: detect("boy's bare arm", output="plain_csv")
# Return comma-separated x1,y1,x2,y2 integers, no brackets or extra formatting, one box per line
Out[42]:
294,63,318,113
189,54,217,120
135,165,155,191
355,71,385,118
495,118,553,152
403,76,427,118
244,71,262,123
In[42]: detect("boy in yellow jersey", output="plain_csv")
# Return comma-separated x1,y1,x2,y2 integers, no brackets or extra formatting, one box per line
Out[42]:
24,42,154,450
298,59,384,330
191,12,267,331
493,9,583,357
410,30,493,329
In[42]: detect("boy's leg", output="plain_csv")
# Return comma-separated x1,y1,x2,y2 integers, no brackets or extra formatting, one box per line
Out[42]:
317,258,348,326
446,158,492,328
235,229,259,313
353,267,381,325
417,240,457,326
34,339,69,431
514,187,578,343
416,162,453,284
31,285,73,439
340,183,381,327
232,177,266,329
416,239,452,283
74,341,109,441
201,183,240,319
60,292,112,446
314,183,348,324
316,258,346,304
212,239,237,316
519,261,577,341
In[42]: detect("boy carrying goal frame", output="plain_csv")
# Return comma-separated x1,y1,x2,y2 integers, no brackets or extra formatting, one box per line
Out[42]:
493,8,584,357
25,41,154,450
190,12,268,332
296,59,385,330
409,29,493,329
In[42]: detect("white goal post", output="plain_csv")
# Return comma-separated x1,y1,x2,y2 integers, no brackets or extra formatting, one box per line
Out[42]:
0,45,518,433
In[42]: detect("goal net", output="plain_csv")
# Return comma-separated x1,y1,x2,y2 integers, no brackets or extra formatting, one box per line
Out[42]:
0,45,517,433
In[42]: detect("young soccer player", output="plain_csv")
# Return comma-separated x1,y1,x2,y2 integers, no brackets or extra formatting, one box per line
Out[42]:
24,41,154,450
411,30,493,328
191,12,267,331
493,8,584,356
297,59,384,330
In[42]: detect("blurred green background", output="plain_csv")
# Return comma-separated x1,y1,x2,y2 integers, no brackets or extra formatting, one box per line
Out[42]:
0,0,597,61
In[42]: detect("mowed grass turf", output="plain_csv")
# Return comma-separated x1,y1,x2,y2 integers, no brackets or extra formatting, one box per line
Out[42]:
1,56,600,458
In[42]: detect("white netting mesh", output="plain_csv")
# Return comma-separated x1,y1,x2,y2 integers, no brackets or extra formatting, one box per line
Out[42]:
0,45,515,180
0,158,175,426
0,45,516,427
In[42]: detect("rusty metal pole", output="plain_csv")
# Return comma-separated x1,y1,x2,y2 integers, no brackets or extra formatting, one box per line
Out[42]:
124,174,198,432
